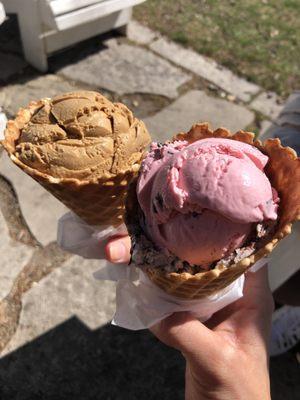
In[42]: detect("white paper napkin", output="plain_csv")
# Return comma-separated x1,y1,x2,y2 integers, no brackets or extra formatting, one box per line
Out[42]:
0,109,7,139
0,3,6,26
57,211,267,330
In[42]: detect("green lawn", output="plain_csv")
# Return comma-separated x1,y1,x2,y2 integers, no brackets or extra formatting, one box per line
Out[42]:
134,0,300,97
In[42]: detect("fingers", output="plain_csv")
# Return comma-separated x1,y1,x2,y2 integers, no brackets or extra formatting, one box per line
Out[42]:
150,312,219,363
105,235,131,263
243,265,275,320
205,266,274,351
217,266,274,348
243,264,273,304
243,266,274,344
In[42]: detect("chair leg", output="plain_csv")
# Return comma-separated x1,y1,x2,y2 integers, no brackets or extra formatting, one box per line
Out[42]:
115,7,132,36
16,2,48,71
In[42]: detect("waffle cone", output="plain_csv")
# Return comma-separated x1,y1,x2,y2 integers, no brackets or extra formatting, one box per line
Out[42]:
2,100,147,227
126,123,300,299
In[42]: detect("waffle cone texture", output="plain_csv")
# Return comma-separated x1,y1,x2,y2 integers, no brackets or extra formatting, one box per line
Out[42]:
2,98,150,227
126,123,300,299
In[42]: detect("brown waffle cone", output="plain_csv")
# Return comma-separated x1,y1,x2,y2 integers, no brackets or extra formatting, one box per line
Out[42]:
126,123,300,299
2,100,147,227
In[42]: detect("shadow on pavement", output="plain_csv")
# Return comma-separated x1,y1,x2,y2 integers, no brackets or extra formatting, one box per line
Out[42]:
0,317,185,400
0,13,118,86
0,315,298,399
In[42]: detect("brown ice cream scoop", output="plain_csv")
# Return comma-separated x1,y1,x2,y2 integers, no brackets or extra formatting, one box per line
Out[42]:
3,91,151,226
13,91,150,180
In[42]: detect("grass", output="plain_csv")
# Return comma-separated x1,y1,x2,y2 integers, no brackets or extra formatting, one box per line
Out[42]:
134,0,300,97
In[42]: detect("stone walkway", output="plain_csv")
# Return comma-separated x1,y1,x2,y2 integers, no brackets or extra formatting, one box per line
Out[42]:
0,16,298,400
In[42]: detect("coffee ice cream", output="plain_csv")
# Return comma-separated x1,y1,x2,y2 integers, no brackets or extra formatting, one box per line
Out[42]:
14,91,150,180
3,91,151,226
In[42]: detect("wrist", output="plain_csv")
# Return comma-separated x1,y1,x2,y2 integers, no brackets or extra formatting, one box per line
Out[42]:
185,355,271,400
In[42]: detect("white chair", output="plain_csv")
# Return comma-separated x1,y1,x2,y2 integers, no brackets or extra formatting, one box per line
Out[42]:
2,0,145,71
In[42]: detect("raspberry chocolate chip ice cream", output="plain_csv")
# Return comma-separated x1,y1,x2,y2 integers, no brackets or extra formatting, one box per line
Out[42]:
136,137,279,270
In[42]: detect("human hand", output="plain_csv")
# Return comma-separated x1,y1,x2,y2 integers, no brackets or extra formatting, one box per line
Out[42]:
106,235,274,400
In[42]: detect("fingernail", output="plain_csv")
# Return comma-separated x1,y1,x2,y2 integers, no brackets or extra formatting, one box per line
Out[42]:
108,241,127,263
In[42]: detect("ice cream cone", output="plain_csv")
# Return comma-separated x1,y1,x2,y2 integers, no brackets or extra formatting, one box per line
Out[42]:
2,92,151,227
126,123,300,299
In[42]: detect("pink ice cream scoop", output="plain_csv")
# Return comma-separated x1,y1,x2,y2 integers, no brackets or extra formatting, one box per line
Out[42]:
137,137,278,267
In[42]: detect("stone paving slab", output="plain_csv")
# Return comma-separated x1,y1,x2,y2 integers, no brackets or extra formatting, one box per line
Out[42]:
0,211,33,301
2,256,115,356
127,20,158,45
250,91,283,120
0,152,68,246
0,319,184,400
280,92,300,113
144,90,255,142
260,120,273,137
0,53,27,81
0,75,84,117
150,38,260,102
58,43,191,99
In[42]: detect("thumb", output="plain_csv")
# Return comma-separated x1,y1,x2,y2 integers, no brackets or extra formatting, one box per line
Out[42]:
105,235,131,263
150,312,219,362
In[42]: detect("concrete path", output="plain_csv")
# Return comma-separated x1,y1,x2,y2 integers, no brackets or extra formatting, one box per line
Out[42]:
0,17,297,400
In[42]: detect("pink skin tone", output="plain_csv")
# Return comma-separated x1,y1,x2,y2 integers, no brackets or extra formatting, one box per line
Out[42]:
137,138,278,267
105,237,273,400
